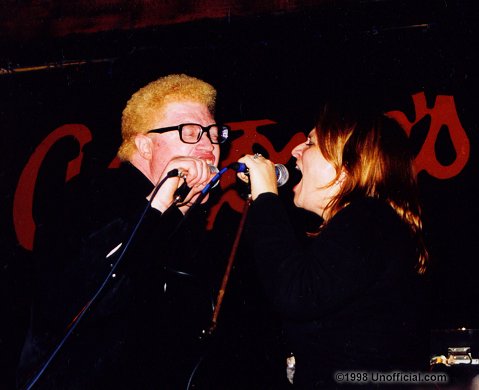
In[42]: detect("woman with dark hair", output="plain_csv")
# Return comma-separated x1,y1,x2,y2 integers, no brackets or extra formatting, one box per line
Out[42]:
238,103,430,388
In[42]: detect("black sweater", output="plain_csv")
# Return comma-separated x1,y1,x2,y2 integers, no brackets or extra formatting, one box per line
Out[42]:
247,193,430,388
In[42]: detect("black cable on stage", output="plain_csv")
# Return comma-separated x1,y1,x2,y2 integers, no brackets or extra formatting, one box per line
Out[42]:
24,169,181,390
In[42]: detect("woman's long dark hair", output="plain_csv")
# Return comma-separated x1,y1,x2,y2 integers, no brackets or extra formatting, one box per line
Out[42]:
315,102,428,274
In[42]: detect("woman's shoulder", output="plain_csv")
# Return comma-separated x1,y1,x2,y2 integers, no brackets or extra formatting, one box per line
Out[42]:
334,197,399,224
325,197,410,246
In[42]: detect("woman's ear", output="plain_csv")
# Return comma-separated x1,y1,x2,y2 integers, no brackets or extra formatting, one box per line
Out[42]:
134,134,153,160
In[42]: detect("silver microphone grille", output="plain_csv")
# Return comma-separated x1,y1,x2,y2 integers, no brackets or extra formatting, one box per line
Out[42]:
208,164,220,188
275,164,289,187
208,164,219,174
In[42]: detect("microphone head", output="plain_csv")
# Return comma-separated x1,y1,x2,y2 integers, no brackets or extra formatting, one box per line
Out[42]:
208,164,219,174
207,164,220,189
275,164,289,187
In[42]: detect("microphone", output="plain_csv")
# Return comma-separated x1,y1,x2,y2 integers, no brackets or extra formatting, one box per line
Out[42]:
230,162,289,187
170,164,219,179
173,164,219,203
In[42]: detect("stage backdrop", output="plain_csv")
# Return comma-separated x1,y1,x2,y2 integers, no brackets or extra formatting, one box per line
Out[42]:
1,1,478,387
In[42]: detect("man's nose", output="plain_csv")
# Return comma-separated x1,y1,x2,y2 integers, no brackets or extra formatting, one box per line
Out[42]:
197,130,214,148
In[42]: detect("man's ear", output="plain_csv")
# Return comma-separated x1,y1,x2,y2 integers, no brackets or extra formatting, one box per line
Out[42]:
134,134,153,160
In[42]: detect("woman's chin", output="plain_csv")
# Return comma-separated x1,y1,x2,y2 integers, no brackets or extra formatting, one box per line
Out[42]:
292,193,301,208
292,180,303,207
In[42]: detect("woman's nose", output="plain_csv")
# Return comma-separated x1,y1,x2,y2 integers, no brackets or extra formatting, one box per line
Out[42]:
291,143,303,158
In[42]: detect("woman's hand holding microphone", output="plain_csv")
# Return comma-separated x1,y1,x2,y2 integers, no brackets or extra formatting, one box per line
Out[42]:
237,153,279,200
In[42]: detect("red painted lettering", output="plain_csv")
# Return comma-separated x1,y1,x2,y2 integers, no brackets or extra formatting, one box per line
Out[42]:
387,92,469,179
13,124,92,250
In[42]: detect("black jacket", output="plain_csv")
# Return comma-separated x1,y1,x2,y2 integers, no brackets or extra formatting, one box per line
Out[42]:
247,193,430,388
17,163,213,389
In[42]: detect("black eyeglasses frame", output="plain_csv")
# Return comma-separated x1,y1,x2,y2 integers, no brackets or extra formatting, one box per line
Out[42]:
146,123,230,144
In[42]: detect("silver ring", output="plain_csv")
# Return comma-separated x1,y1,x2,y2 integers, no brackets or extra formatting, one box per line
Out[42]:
253,153,262,159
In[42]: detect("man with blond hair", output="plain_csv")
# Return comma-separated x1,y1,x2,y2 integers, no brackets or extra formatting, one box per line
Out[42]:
17,74,229,389
120,73,225,212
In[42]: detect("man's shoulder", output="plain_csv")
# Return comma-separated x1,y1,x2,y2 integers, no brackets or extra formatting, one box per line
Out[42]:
65,164,148,202
58,164,147,233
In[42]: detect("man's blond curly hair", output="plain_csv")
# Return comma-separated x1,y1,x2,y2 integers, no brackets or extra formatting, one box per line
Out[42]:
117,74,216,161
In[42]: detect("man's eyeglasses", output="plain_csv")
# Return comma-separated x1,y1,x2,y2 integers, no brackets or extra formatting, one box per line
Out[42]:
147,123,230,144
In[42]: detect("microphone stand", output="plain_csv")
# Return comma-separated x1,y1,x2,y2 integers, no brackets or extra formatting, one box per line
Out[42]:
185,193,252,390
183,164,252,335
207,194,252,335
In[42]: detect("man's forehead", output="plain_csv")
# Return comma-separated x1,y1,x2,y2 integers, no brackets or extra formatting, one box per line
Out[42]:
153,101,213,127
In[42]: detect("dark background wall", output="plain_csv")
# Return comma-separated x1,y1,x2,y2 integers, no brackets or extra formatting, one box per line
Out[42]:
1,0,478,387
